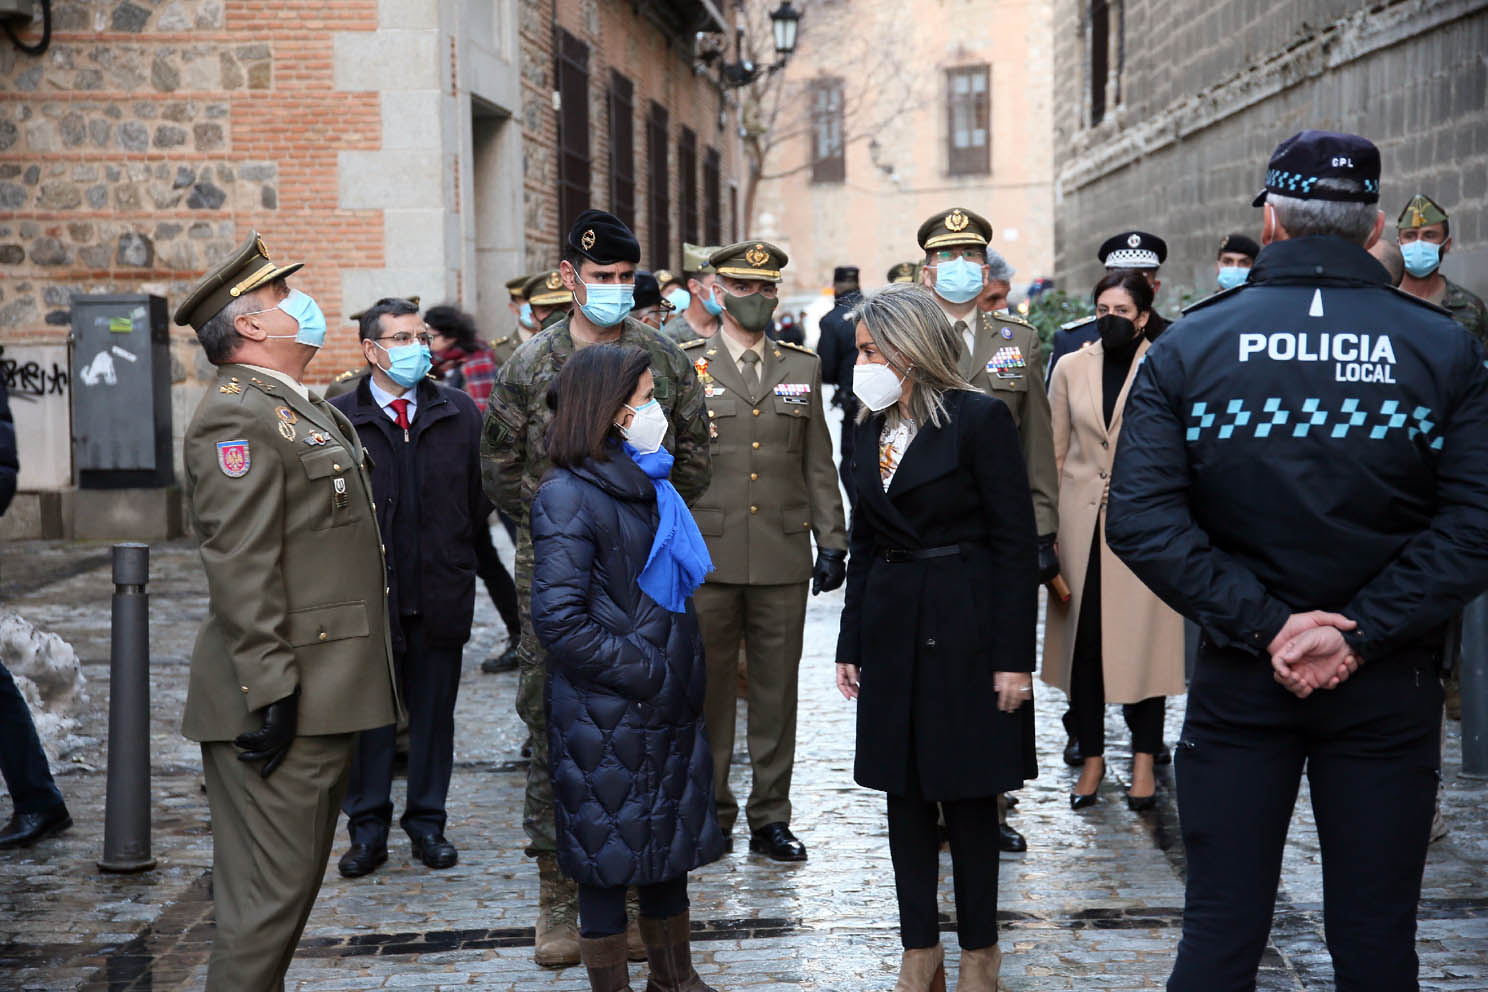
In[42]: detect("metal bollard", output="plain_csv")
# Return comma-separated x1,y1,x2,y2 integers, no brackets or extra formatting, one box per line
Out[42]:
98,543,157,873
1459,592,1488,779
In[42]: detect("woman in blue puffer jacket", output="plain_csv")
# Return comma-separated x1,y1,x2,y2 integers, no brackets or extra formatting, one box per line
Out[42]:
530,343,725,992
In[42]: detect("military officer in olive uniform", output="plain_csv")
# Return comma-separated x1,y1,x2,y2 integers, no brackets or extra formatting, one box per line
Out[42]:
521,269,575,334
323,295,421,399
481,209,711,966
174,232,400,992
918,208,1059,852
887,261,920,284
487,275,532,366
683,241,848,863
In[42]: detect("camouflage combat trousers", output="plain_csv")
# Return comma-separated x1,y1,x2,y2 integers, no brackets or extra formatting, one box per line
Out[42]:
514,527,557,856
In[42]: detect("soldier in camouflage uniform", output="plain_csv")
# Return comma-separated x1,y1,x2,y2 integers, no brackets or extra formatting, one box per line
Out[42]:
480,209,710,967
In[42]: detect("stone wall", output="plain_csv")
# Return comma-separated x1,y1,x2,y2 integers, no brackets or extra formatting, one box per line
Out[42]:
1052,0,1488,303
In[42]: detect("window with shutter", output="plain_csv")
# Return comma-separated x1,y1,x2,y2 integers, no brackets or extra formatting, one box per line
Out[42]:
946,65,990,176
678,127,698,259
609,71,635,231
810,78,845,184
1089,0,1109,126
556,29,591,238
703,147,722,246
646,102,671,272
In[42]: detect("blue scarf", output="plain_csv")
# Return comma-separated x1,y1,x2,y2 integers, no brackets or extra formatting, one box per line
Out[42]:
625,443,714,613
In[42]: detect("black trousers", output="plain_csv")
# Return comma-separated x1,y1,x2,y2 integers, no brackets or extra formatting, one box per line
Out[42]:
837,403,858,507
473,512,520,639
344,618,464,842
0,660,64,815
577,875,689,938
1067,526,1165,757
886,748,1001,951
1167,642,1442,992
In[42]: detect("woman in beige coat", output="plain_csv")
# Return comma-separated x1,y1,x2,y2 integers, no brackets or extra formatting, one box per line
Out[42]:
1043,270,1185,809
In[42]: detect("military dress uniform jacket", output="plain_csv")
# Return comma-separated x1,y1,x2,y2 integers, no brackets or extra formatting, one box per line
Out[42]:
1106,237,1488,660
181,364,400,742
962,310,1059,537
481,315,712,523
682,337,848,585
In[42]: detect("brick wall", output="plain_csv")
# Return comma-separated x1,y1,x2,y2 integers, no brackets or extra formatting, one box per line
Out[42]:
0,0,384,381
1052,0,1488,304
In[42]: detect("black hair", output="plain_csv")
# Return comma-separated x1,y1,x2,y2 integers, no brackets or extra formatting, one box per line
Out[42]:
357,298,419,342
424,304,481,351
1093,270,1155,313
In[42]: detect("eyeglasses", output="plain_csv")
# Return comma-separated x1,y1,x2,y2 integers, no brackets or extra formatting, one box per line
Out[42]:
929,249,986,264
378,330,435,347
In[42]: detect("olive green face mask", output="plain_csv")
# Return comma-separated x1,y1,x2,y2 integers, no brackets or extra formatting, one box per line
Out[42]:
722,290,778,334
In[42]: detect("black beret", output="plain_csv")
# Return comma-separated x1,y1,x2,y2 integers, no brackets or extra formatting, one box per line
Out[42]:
630,271,674,312
567,208,641,265
1098,231,1168,269
1217,233,1261,260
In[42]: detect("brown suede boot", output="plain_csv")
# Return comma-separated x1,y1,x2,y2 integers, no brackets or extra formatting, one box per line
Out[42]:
638,911,716,991
893,942,946,991
580,932,635,992
534,854,581,967
955,943,1005,992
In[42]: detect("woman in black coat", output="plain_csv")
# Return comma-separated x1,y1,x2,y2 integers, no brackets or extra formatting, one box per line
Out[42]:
529,344,724,992
835,284,1039,992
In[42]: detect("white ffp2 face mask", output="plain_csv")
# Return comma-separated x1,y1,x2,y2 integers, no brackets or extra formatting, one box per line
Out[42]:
620,399,668,454
853,362,907,412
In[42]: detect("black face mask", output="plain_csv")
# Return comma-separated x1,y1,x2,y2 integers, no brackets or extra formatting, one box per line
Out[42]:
1097,314,1141,353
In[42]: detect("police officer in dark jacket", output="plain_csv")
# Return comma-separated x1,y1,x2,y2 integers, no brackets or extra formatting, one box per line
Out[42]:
332,297,489,878
1106,131,1488,992
817,265,862,503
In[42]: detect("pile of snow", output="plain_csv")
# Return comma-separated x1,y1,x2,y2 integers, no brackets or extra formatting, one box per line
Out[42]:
0,613,91,768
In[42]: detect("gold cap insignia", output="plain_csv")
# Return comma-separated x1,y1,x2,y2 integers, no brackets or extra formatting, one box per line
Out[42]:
945,210,969,233
546,271,562,290
745,244,770,267
581,229,597,251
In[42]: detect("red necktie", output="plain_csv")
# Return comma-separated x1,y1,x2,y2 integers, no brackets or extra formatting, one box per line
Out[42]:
389,398,411,431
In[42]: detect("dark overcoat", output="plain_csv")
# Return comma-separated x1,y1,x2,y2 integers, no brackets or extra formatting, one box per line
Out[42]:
835,388,1039,800
530,449,725,889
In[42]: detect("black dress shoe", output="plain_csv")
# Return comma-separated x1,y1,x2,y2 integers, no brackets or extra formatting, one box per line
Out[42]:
1126,792,1158,812
338,842,388,878
1063,735,1083,767
411,832,458,869
749,822,807,862
0,803,71,849
1154,742,1172,766
481,643,520,674
997,823,1027,852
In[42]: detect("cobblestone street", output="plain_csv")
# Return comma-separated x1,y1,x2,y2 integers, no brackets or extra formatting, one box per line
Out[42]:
1,534,1485,991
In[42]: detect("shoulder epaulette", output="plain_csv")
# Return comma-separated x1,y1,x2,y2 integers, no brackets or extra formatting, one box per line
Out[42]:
679,338,706,349
333,368,362,382
1181,284,1246,315
1059,315,1096,331
490,335,511,346
777,339,816,355
1383,285,1453,316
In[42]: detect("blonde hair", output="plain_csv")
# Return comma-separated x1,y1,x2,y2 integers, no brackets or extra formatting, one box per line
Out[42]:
853,283,976,429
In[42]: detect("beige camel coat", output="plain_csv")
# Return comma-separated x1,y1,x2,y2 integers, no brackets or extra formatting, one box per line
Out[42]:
1041,338,1186,703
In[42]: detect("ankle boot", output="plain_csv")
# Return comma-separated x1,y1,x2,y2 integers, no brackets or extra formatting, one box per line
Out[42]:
580,932,635,992
534,854,581,967
955,943,1004,992
638,911,716,992
894,942,946,992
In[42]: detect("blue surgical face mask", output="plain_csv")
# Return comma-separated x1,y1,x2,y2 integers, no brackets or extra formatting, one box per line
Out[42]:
1216,265,1249,291
254,288,328,348
699,282,725,316
519,301,536,330
665,287,691,313
1401,239,1441,278
578,281,635,327
932,257,985,305
375,341,433,389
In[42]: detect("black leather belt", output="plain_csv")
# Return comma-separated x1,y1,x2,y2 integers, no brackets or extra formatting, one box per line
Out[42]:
880,543,971,563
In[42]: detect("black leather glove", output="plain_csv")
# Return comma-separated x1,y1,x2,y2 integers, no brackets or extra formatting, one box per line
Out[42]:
1036,533,1060,585
234,689,299,779
812,547,848,595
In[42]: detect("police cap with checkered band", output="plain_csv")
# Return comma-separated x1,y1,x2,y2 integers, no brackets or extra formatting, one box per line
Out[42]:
1251,130,1381,207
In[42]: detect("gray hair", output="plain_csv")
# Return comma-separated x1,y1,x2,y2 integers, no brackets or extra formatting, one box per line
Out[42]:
1268,178,1378,245
985,249,1016,284
196,293,255,365
853,283,977,430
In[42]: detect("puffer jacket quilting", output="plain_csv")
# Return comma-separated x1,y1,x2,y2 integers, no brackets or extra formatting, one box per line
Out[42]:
530,448,724,888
